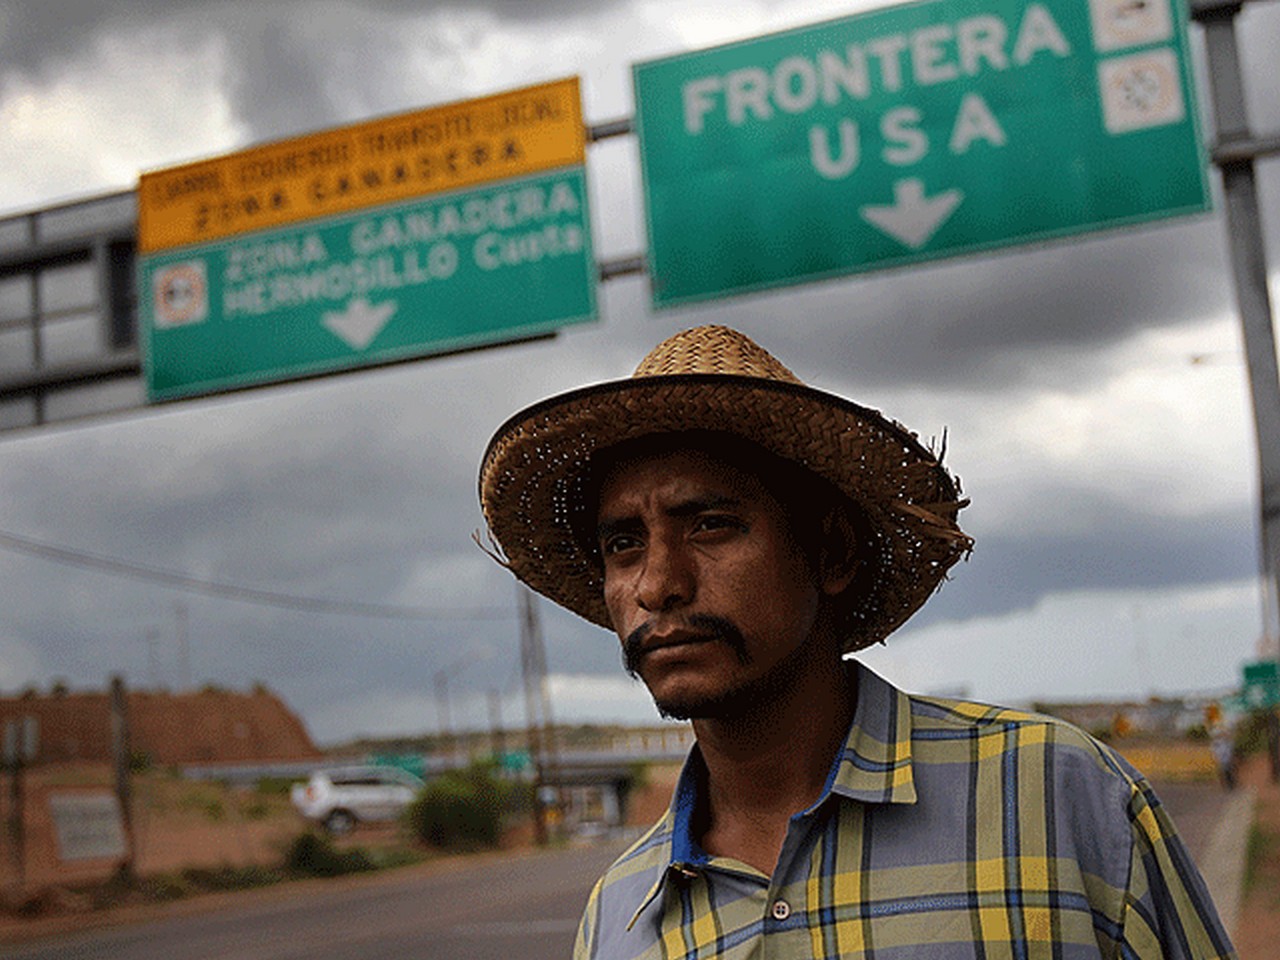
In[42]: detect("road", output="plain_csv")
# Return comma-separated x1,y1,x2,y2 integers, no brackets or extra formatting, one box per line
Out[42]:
1152,780,1227,863
2,783,1233,960
2,842,624,960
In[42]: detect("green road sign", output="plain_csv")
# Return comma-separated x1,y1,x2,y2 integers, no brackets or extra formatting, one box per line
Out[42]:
140,167,596,401
1243,660,1280,710
633,0,1210,307
369,753,428,780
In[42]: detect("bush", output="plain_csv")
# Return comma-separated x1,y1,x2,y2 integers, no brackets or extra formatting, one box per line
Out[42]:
406,763,508,849
282,831,374,877
1235,710,1276,757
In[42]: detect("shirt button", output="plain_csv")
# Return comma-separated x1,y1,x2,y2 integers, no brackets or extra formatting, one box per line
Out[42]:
771,899,791,921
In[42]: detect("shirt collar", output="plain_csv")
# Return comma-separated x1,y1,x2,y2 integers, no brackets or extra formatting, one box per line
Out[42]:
831,661,918,806
626,662,917,929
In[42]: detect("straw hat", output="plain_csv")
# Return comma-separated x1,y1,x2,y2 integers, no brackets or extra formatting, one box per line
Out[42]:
478,325,972,652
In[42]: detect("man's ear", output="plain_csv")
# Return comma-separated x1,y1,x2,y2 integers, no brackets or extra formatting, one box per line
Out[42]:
817,504,860,596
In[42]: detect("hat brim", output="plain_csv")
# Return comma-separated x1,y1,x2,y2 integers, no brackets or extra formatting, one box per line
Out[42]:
479,373,971,651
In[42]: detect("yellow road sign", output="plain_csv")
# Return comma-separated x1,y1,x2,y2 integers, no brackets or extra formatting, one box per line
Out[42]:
138,77,585,253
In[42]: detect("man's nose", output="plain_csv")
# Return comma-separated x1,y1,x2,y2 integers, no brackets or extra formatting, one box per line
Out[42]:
636,537,694,612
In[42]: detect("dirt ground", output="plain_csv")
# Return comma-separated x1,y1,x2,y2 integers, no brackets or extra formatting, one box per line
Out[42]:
0,761,684,937
1233,755,1280,960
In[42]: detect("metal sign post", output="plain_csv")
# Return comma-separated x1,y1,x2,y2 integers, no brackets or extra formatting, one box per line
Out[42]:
1194,0,1280,648
2,715,36,899
1193,0,1280,778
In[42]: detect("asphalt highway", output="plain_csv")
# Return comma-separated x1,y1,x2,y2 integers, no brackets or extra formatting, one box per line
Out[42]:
2,841,624,960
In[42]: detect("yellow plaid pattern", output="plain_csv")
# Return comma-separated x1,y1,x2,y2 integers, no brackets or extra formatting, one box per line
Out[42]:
574,664,1235,960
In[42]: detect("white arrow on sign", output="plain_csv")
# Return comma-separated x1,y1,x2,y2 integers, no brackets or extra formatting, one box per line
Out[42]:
322,297,398,351
859,179,964,250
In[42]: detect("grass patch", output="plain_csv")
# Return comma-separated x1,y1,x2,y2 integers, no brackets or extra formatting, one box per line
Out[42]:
128,865,283,905
252,776,299,797
8,830,428,922
1246,823,1280,896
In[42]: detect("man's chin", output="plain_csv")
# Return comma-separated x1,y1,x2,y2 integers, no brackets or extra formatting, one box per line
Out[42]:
649,684,759,722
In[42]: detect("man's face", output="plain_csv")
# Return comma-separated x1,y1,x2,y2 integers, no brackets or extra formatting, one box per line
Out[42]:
595,447,827,720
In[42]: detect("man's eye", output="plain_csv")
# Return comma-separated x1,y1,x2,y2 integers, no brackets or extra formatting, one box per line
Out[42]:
693,514,744,534
601,534,641,556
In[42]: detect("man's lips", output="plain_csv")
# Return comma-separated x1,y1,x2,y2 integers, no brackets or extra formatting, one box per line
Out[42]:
640,632,714,656
622,614,751,676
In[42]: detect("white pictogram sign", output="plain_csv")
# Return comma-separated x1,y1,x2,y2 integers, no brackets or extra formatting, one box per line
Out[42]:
153,260,209,328
1099,49,1185,134
1089,0,1174,51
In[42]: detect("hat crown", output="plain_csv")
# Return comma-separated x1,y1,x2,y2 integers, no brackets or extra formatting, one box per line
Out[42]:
632,325,803,384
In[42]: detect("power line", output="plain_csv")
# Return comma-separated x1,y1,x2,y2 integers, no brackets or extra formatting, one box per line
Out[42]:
0,527,513,621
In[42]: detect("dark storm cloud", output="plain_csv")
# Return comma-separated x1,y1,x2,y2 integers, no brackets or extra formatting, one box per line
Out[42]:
0,377,479,603
0,0,619,73
654,213,1233,393
0,0,1274,736
909,498,1258,629
0,0,626,140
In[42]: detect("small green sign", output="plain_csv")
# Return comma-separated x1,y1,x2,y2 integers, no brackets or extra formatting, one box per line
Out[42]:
633,0,1210,306
369,753,427,780
1243,660,1280,709
499,750,532,772
140,167,597,401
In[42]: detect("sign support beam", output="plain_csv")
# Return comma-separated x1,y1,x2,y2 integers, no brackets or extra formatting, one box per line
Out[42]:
1193,1,1280,669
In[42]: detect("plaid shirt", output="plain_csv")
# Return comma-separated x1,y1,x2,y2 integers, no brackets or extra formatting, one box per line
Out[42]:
574,663,1235,960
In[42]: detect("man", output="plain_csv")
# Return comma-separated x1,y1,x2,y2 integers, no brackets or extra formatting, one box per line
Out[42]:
478,325,1235,960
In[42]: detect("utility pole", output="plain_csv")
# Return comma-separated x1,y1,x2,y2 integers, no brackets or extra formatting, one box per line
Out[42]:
518,586,558,845
175,601,191,691
145,627,160,689
109,675,136,882
3,716,34,901
1192,0,1280,779
434,669,453,765
488,688,505,760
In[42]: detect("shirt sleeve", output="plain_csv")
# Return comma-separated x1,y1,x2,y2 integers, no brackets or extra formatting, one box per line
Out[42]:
1118,778,1238,960
574,876,603,960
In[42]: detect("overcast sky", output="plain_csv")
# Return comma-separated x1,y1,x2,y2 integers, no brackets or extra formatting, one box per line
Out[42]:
0,0,1277,746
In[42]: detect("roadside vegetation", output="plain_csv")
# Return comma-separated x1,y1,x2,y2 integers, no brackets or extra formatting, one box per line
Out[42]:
15,829,426,919
1238,710,1280,905
5,760,545,923
405,761,528,850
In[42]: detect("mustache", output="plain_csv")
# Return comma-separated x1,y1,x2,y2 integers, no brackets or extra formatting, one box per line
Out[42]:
621,614,751,677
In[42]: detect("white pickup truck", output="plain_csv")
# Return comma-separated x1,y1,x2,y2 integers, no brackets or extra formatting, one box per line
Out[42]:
290,765,424,834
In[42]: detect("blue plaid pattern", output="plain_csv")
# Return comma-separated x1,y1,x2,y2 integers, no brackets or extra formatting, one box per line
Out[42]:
574,663,1236,960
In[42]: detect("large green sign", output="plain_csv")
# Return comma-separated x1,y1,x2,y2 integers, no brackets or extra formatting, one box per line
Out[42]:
140,168,596,401
633,0,1210,306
